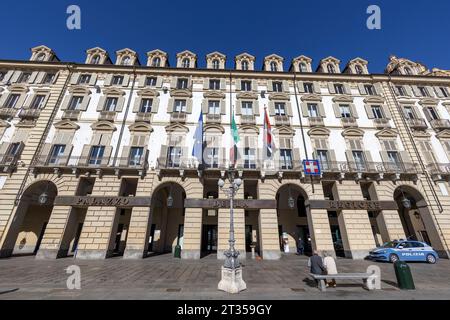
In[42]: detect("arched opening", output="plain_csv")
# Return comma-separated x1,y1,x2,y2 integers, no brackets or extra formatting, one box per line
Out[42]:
355,65,364,74
276,184,312,256
182,58,190,68
270,61,278,72
1,180,57,257
299,62,307,72
241,60,249,70
36,53,46,61
212,59,220,69
327,64,336,73
152,57,161,67
147,182,186,256
91,55,101,64
394,186,448,257
121,56,131,66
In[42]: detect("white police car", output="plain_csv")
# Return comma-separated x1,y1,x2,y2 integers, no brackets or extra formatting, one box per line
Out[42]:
369,240,439,264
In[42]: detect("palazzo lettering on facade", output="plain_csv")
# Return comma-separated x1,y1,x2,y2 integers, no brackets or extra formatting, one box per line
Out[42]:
54,196,151,207
306,200,398,211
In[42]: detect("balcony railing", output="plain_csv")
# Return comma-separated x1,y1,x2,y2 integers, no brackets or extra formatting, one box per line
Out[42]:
0,153,20,173
274,115,290,126
61,110,81,121
373,118,390,129
308,117,324,127
170,112,187,123
206,113,221,124
98,111,116,122
135,112,152,123
430,119,450,131
318,161,418,175
240,115,256,125
19,108,41,119
341,117,358,127
426,163,450,175
0,108,17,119
408,118,428,130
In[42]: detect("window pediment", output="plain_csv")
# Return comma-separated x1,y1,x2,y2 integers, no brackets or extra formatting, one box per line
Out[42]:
0,119,11,128
418,98,439,106
436,129,450,140
8,84,29,93
129,122,153,132
307,127,330,137
236,92,258,100
203,91,225,99
91,121,117,131
332,95,353,103
54,120,80,130
363,96,385,104
103,88,126,96
137,89,160,97
165,123,189,133
204,124,225,134
341,127,364,137
239,124,259,135
375,128,398,138
170,89,192,98
69,85,91,95
300,94,322,102
412,130,431,138
275,126,295,136
268,93,290,101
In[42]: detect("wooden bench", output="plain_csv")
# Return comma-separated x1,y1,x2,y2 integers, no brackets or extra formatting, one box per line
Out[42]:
309,273,379,292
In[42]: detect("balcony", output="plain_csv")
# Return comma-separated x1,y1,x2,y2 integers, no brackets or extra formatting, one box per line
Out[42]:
274,115,290,126
408,118,428,130
430,119,450,131
0,108,17,120
341,117,358,128
61,110,81,121
206,113,221,124
170,112,187,123
373,118,391,129
0,153,20,173
308,117,324,127
320,161,418,180
19,108,41,119
135,112,152,123
240,115,256,125
426,163,450,181
98,111,116,122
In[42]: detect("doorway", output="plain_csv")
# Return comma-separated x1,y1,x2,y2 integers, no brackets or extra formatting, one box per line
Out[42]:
202,225,218,253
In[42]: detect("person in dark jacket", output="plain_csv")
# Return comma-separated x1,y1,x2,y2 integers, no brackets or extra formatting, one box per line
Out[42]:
297,237,305,255
307,250,326,285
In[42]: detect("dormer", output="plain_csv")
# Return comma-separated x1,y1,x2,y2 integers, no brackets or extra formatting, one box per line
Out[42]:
290,55,313,72
385,55,428,76
206,51,226,69
146,49,169,67
30,45,59,62
263,54,284,72
115,48,140,66
176,50,197,68
235,52,255,71
343,57,369,75
85,47,112,65
317,56,341,74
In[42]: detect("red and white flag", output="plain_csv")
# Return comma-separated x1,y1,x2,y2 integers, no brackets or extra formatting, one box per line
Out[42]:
263,107,275,160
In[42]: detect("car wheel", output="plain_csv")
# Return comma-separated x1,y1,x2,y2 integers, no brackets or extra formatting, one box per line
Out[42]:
426,254,436,264
389,254,399,263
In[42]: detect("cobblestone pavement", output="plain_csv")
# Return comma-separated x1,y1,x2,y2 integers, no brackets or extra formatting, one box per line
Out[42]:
0,253,449,299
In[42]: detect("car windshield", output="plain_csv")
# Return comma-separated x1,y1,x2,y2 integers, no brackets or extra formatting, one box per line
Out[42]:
381,241,398,248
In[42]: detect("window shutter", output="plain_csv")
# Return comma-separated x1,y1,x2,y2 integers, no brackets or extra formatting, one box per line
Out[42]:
1,70,14,83
122,75,130,87
132,97,142,113
60,95,71,110
170,77,177,89
374,83,383,95
96,96,106,112
382,105,392,119
186,99,193,113
35,72,46,84
0,143,11,161
318,103,325,118
411,85,421,97
21,94,33,109
79,95,91,111
39,143,52,163
219,147,227,168
235,79,241,91
399,150,413,167
286,102,293,117
253,100,260,116
333,103,341,118
251,79,258,91
15,94,27,109
10,71,21,83
297,81,305,93
313,82,321,94
404,85,413,97
422,107,432,122
88,74,97,86
279,137,287,149
80,145,91,165
235,102,241,115
350,104,358,118
101,146,113,166
104,74,113,86
345,150,354,164
138,75,146,87
328,150,337,164
364,151,375,171
202,100,209,114
119,146,131,166
358,83,367,95
301,102,309,117
268,101,275,116
70,73,80,85
203,78,209,90
293,148,300,166
328,83,336,94
344,83,352,95
28,72,39,84
152,98,160,113
267,80,273,92
158,145,168,167
220,78,226,90
379,151,390,166
426,86,435,98
283,80,289,92
60,145,73,165
434,87,445,98
365,104,374,119
167,98,174,113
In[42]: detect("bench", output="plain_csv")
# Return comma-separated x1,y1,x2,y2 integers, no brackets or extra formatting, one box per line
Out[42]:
309,272,380,292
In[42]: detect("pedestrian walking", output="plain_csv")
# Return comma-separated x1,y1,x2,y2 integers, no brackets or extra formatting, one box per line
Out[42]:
323,251,337,287
297,237,304,255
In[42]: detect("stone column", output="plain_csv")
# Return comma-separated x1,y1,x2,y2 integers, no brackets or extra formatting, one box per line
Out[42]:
123,207,151,259
258,209,281,260
333,181,376,259
308,209,335,256
35,206,72,259
181,207,202,259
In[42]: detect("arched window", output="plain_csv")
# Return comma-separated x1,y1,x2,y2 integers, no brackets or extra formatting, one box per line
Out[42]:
182,58,190,68
404,67,413,75
299,62,307,72
121,56,131,66
270,61,278,72
91,55,101,64
327,64,336,73
212,59,220,69
355,65,364,74
36,53,46,61
152,57,161,67
241,60,249,70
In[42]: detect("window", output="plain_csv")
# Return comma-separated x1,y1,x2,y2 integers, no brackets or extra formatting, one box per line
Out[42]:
317,150,329,170
129,147,144,166
334,84,344,94
36,53,46,61
43,73,55,84
272,81,282,92
404,67,413,75
241,101,253,115
208,100,220,114
339,104,352,118
427,107,439,120
0,72,5,81
78,74,91,84
364,85,376,95
168,146,182,167
241,60,249,70
209,79,220,90
303,82,314,93
152,57,161,67
212,59,220,69
174,99,186,112
30,95,46,109
18,72,31,83
177,78,188,89
280,149,293,169
327,64,336,73
418,86,429,97
299,62,307,72
307,103,319,117
241,80,251,91
91,55,101,64
6,142,22,157
274,102,286,116
48,144,65,164
270,61,278,72
371,105,384,119
5,94,20,108
439,87,449,98
182,58,190,68
146,77,157,86
387,151,401,169
88,146,105,165
205,147,219,168
68,96,83,110
139,98,153,113
104,97,118,111
355,65,364,74
121,56,131,66
352,150,366,171
244,147,256,169
396,86,406,96
403,106,415,119
112,75,124,85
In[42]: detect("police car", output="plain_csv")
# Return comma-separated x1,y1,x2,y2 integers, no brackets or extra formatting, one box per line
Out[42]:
369,240,439,264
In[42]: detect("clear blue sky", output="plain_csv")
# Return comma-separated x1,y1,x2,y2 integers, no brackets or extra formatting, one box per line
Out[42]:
1,0,449,73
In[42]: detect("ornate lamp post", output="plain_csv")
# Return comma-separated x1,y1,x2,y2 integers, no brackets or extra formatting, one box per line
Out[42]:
217,168,247,293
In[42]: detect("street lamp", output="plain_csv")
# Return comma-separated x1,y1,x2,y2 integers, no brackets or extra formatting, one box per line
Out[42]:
38,182,50,205
217,168,247,294
400,188,411,209
287,184,295,209
167,184,174,208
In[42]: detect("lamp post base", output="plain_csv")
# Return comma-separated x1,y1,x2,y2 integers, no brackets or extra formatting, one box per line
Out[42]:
218,266,247,294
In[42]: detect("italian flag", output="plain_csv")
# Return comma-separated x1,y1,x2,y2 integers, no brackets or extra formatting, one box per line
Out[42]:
230,111,240,167
263,107,274,159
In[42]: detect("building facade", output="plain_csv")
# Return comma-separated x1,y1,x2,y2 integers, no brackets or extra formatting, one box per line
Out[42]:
0,45,449,261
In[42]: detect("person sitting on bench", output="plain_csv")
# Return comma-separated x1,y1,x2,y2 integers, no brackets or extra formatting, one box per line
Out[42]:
323,251,338,287
307,250,326,285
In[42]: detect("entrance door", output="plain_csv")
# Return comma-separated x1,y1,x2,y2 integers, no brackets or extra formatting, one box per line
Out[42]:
114,224,124,253
202,225,217,253
71,222,84,253
330,225,345,257
148,224,156,252
296,225,312,256
245,225,253,252
33,222,48,254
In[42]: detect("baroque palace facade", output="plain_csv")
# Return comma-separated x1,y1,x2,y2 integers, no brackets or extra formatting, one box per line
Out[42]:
0,45,450,261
